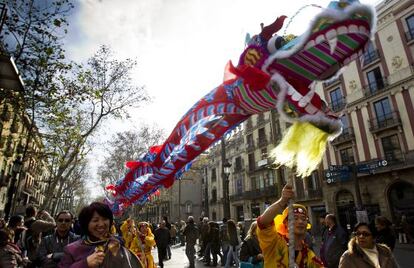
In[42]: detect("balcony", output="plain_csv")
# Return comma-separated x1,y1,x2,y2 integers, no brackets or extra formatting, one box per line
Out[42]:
257,137,268,148
331,127,355,146
242,185,279,200
368,112,402,133
329,97,347,112
362,49,380,66
405,28,414,42
229,192,245,202
363,78,389,98
323,77,341,88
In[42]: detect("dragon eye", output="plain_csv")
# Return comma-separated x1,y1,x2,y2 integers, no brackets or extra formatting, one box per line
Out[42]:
267,35,286,54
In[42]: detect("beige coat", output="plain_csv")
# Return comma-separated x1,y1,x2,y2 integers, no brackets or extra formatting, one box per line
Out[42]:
339,237,399,268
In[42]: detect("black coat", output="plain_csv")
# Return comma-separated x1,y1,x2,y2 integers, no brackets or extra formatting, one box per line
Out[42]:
154,227,170,249
376,228,396,251
240,236,262,264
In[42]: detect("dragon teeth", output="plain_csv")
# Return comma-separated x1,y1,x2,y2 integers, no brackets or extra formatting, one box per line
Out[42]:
305,39,315,50
348,24,359,33
328,37,338,55
315,34,325,45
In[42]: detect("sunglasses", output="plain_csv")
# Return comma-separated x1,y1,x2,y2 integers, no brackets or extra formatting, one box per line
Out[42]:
354,231,372,237
57,219,72,223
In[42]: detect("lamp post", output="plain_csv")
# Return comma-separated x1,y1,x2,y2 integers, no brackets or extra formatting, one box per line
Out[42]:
4,157,23,220
221,135,232,219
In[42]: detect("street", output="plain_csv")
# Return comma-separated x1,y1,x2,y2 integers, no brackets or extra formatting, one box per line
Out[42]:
152,243,414,268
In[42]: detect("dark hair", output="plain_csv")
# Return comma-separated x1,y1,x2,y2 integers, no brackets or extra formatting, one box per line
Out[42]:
354,222,377,237
222,217,228,223
78,202,113,237
56,210,74,220
326,214,337,223
375,216,391,227
25,206,36,217
8,215,23,228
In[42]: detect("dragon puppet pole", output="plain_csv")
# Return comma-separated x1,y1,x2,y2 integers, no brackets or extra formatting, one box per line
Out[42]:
287,178,296,268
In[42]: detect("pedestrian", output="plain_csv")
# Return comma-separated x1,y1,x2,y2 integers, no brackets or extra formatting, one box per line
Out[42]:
153,221,170,268
179,220,186,247
224,219,241,268
320,214,348,268
170,224,177,246
0,228,29,267
375,216,396,251
339,222,399,268
38,210,80,268
256,184,323,268
162,216,172,260
183,216,199,268
22,206,56,268
205,221,221,266
198,217,209,260
238,222,246,241
240,221,263,267
219,218,230,266
7,215,26,246
130,222,156,268
58,202,143,268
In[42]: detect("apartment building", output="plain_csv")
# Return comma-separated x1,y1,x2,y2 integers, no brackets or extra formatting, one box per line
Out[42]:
316,0,414,230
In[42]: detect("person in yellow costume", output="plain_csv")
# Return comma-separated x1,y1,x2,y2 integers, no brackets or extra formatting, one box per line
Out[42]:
256,185,324,268
120,218,136,249
130,221,156,268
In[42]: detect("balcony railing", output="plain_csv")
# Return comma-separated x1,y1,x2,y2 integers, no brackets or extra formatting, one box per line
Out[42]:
229,192,245,201
405,28,414,42
368,112,402,133
362,49,380,66
323,77,341,88
240,185,279,200
332,127,355,146
329,97,347,112
363,78,388,97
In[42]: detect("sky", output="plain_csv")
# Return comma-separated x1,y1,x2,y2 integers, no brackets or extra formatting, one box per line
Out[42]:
66,0,380,197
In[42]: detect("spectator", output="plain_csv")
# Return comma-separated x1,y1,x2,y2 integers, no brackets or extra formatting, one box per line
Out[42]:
7,215,26,246
205,221,221,266
0,228,29,267
130,222,156,268
238,222,246,241
38,210,79,268
199,217,209,260
240,221,263,266
23,206,56,268
320,214,348,268
256,185,323,268
170,224,177,246
162,216,172,260
183,216,199,268
59,202,143,268
153,221,170,268
179,220,186,246
224,219,241,268
339,222,398,268
219,218,230,266
375,216,396,251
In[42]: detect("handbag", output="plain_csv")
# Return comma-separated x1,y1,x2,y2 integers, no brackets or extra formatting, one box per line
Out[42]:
240,257,264,268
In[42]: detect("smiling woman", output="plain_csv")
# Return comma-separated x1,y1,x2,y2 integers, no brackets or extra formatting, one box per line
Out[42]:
58,202,143,268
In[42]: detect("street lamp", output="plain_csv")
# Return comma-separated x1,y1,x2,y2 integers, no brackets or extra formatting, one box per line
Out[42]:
223,159,232,219
4,157,23,220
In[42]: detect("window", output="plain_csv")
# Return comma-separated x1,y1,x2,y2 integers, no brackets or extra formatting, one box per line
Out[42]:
258,174,265,189
340,147,355,164
211,168,217,182
251,203,260,218
211,188,217,202
261,148,267,158
374,98,393,125
329,87,344,111
363,42,379,65
258,128,266,141
406,14,414,41
246,134,254,147
366,67,385,93
251,176,257,190
381,135,403,162
264,171,275,187
340,115,350,133
235,175,243,194
234,157,242,172
185,202,192,214
248,153,255,171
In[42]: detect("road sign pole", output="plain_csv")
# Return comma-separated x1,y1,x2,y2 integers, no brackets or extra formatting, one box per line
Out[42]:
353,164,363,210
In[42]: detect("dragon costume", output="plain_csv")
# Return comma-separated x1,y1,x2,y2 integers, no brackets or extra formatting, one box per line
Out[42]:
105,0,375,214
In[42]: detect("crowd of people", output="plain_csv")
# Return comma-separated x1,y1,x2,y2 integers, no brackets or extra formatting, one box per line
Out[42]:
0,185,408,268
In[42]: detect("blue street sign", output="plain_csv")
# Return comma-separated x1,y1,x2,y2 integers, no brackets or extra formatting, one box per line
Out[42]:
328,165,350,172
325,169,351,184
357,160,388,174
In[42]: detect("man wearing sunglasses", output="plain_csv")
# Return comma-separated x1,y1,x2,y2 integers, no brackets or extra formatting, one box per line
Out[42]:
38,210,80,268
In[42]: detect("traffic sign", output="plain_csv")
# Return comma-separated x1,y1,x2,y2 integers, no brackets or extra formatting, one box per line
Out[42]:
328,165,350,172
357,159,387,174
325,169,351,183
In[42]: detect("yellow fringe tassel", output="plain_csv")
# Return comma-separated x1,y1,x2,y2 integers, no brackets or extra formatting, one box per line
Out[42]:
270,121,330,178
